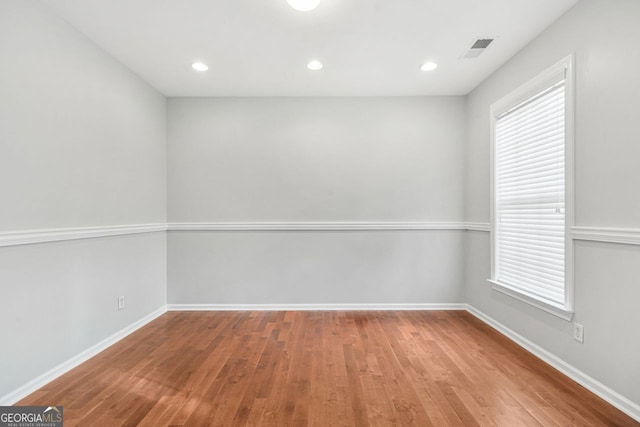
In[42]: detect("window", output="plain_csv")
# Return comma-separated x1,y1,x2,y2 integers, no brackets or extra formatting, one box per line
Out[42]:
489,56,574,320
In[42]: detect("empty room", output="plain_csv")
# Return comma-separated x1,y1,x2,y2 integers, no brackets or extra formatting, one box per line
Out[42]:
1,0,639,425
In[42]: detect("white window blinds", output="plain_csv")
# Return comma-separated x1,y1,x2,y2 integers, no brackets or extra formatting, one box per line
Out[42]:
494,73,566,307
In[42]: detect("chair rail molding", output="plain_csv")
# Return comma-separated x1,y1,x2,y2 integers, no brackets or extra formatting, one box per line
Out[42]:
465,222,491,232
572,226,640,246
0,224,167,247
167,222,489,232
9,223,639,246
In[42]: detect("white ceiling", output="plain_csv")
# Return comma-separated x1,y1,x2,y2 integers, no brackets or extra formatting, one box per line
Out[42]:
41,0,579,97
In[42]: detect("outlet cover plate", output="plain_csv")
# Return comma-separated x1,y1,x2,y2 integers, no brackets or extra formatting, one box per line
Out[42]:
573,323,584,343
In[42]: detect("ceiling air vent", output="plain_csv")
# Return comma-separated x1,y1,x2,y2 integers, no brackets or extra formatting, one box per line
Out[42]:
460,38,495,59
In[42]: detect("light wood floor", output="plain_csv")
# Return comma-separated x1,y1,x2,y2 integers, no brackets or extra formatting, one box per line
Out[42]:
20,311,638,426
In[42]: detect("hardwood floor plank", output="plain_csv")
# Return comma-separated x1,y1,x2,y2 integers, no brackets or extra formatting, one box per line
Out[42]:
18,311,639,426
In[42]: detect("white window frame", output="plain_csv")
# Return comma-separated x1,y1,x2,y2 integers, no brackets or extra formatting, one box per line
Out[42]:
488,55,575,321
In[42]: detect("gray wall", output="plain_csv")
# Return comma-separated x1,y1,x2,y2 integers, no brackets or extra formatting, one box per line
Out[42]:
168,97,465,222
0,3,166,231
465,0,640,406
0,234,166,398
168,97,467,304
168,231,465,305
0,1,167,399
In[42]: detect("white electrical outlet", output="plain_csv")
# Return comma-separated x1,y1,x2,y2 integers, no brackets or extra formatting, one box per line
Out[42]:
573,323,584,343
118,296,125,310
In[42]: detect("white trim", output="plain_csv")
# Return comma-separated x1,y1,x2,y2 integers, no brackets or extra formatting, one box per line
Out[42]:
167,222,473,232
466,305,640,422
0,223,167,247
572,226,640,246
462,223,640,245
0,305,167,406
487,279,574,321
0,222,494,247
490,55,573,117
4,223,638,246
465,222,491,232
167,303,467,311
565,54,576,316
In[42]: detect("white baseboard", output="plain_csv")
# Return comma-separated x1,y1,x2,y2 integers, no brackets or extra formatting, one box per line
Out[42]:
0,305,167,406
465,305,640,422
167,303,467,311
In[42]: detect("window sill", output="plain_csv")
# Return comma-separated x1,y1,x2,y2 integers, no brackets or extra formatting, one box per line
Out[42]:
486,279,574,321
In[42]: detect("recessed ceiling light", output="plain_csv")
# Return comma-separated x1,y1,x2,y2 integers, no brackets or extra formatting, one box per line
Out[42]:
420,61,438,72
307,60,323,71
307,59,322,71
192,62,208,71
287,0,321,12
